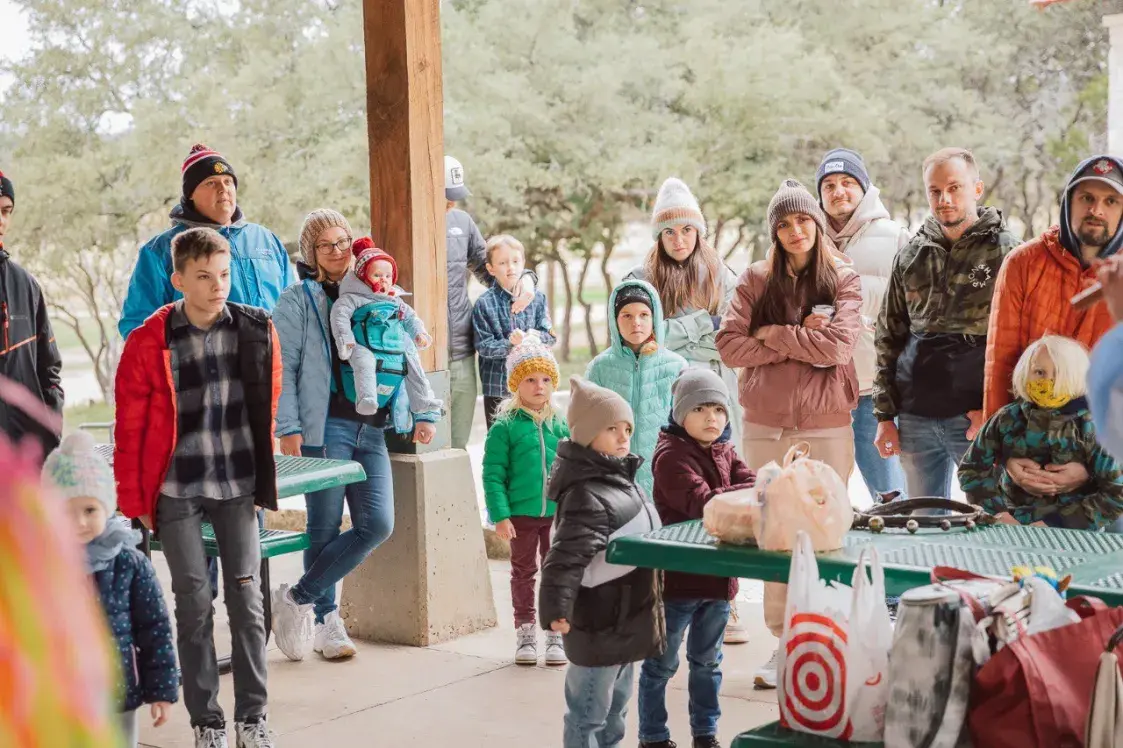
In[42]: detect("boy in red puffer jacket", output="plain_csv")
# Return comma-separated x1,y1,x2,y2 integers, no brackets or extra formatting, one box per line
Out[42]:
638,368,755,748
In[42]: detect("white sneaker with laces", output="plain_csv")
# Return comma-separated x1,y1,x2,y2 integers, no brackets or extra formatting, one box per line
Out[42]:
271,583,313,662
235,719,275,748
194,725,229,748
754,647,779,689
314,611,358,659
723,600,750,644
515,623,538,665
543,630,567,666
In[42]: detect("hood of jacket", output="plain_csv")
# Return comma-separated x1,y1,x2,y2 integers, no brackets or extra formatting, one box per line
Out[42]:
826,185,892,244
915,205,1008,249
606,278,666,353
1059,154,1123,263
548,440,643,501
169,199,246,230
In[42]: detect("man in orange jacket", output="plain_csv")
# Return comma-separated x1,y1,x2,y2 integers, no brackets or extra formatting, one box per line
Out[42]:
984,154,1123,498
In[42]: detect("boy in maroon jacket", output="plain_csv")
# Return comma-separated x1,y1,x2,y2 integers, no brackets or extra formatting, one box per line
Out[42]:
637,368,755,748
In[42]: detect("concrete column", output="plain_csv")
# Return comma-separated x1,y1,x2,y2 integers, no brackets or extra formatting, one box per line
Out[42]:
339,449,498,646
1105,14,1123,156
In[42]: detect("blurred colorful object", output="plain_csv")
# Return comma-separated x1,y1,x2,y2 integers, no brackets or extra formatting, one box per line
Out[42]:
0,376,120,747
1011,564,1073,598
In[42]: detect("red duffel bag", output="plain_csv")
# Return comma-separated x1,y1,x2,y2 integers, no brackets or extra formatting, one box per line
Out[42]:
968,596,1123,748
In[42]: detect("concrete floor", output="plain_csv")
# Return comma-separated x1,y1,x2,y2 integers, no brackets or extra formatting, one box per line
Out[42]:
138,554,780,747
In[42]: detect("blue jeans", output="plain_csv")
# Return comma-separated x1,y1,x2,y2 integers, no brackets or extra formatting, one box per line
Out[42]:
852,395,906,502
897,412,973,499
564,662,635,748
638,599,729,743
290,417,394,623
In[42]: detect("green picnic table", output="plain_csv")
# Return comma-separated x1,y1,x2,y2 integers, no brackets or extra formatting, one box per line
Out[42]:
95,442,367,671
606,519,1123,746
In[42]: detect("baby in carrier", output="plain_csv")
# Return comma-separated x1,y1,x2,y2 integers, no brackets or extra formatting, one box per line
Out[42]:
329,237,439,419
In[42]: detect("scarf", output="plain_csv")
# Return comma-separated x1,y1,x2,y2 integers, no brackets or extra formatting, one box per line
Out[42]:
86,520,140,573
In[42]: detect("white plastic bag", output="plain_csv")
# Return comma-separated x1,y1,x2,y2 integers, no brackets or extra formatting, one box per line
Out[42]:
778,532,892,742
702,487,761,545
758,443,853,552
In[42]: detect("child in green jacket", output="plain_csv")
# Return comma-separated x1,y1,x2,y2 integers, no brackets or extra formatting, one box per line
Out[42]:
586,279,687,494
483,334,570,666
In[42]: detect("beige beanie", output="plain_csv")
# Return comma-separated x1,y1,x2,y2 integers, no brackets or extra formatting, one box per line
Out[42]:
299,208,353,269
567,376,634,448
766,179,827,240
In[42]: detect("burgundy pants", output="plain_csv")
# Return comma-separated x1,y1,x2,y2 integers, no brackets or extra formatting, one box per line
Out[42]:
509,515,553,627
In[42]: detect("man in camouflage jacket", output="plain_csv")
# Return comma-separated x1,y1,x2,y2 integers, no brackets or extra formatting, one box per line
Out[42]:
873,148,1020,498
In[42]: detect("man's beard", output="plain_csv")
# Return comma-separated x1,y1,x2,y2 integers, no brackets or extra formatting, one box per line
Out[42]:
1077,220,1110,248
937,213,966,229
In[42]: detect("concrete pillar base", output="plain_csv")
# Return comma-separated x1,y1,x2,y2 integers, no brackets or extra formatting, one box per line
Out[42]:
339,449,497,646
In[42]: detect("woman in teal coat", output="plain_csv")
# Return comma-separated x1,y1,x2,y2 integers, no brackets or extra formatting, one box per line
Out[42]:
585,279,687,494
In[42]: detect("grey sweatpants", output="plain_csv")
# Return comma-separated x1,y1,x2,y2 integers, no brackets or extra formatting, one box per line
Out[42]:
156,495,267,727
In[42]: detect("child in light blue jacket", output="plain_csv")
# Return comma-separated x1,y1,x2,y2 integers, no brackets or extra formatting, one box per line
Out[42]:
585,279,686,494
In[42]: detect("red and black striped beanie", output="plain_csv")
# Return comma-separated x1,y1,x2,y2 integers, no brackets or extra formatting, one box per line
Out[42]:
181,144,237,201
0,170,13,205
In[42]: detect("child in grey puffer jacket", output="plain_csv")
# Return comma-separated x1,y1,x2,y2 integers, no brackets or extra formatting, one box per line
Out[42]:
329,238,441,419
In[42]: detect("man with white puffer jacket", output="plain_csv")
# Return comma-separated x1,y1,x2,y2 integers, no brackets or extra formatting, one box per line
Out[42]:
816,148,911,502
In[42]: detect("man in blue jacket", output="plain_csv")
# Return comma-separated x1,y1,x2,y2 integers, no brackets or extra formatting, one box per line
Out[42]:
118,144,296,339
1090,255,1123,461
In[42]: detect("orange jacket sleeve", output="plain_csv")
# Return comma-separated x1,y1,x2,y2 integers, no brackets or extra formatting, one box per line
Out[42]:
984,250,1026,419
269,320,283,439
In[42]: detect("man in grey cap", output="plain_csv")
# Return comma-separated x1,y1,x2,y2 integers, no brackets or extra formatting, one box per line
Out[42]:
444,156,535,450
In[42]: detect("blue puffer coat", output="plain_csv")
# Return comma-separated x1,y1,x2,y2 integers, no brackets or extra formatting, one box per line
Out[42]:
585,279,687,494
95,547,179,711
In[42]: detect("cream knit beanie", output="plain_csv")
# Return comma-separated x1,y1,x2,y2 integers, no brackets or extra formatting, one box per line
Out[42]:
651,177,706,240
299,208,353,269
567,376,634,447
42,431,117,514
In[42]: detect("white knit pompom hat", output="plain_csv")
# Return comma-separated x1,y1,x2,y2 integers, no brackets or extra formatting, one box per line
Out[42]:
651,177,706,240
42,431,117,514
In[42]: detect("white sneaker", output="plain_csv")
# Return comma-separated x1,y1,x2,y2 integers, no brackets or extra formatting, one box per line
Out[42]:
515,623,538,665
754,648,779,689
234,719,275,748
194,725,229,748
314,611,357,659
543,630,567,666
723,600,750,644
271,583,313,662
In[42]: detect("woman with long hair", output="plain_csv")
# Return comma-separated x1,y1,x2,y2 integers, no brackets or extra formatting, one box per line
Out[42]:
716,179,861,688
626,177,741,443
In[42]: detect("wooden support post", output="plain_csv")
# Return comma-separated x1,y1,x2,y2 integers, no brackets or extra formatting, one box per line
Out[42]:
342,0,497,646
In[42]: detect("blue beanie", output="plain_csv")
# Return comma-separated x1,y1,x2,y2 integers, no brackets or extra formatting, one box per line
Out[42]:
816,148,871,199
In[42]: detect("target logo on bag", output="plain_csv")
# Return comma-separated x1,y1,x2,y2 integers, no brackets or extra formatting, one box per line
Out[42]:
779,612,853,740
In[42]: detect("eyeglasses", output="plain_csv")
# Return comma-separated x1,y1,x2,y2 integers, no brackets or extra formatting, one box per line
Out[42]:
315,237,353,255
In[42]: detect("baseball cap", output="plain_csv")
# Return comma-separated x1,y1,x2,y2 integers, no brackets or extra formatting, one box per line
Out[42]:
445,155,471,201
1070,157,1123,196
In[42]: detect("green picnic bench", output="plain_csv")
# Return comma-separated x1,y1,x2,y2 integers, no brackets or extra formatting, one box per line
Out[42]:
607,519,1123,746
92,440,367,671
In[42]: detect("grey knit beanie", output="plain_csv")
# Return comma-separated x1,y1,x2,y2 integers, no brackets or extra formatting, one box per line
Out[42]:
567,376,634,448
766,180,827,239
299,208,353,268
671,368,732,427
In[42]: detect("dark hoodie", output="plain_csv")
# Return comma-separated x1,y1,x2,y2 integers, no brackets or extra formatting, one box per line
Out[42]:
1058,154,1123,263
538,440,666,667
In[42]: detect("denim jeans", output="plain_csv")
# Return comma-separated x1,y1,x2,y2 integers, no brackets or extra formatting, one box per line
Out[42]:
852,395,907,502
157,495,267,727
290,417,394,623
897,412,973,499
638,599,729,743
564,662,636,748
207,510,264,599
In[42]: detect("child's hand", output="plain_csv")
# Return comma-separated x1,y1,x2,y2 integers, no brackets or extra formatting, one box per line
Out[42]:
340,342,355,361
965,410,984,440
413,421,437,445
993,512,1021,526
279,433,303,457
151,702,172,728
138,515,152,530
495,519,516,540
550,618,570,635
1030,521,1048,528
414,332,433,350
509,330,525,346
511,278,535,315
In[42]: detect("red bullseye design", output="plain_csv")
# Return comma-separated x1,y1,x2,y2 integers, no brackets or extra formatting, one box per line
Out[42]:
779,612,852,739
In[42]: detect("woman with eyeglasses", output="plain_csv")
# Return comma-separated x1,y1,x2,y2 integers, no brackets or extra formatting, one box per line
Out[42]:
269,209,427,663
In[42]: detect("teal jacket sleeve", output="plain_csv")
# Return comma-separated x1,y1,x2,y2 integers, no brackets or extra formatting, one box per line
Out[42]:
119,240,174,339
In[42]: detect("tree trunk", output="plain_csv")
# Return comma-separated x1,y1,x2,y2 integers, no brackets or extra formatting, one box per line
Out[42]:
575,250,598,357
556,248,575,362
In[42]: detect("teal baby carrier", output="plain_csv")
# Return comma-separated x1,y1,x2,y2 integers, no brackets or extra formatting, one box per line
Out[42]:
334,299,409,409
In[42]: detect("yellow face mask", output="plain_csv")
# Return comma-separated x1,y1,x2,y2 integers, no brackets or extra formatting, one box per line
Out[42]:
1025,378,1073,409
